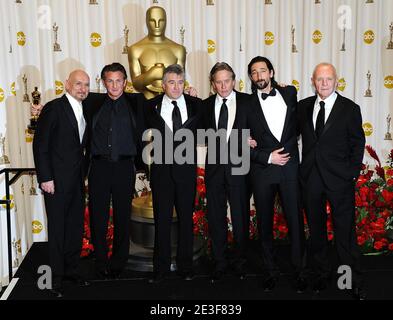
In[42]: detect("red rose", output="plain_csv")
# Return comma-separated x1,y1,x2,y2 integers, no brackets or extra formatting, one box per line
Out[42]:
387,179,393,187
382,190,393,203
388,243,393,251
278,225,288,234
196,167,205,177
373,241,384,250
357,235,366,246
356,176,368,188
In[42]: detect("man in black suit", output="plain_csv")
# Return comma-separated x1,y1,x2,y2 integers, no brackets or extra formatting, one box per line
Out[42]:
247,56,306,293
203,62,250,283
33,70,91,298
298,63,366,299
144,64,202,283
84,63,145,279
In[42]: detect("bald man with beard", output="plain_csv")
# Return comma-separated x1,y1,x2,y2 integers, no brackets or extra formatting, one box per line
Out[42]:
33,70,91,298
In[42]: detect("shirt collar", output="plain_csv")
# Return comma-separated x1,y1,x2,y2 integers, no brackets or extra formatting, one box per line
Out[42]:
66,92,82,107
316,91,337,108
216,90,235,105
163,94,185,106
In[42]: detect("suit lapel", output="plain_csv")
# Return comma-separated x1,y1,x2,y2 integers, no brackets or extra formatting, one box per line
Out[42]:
251,92,280,143
275,86,291,142
207,95,217,130
125,94,137,139
307,96,317,139
182,95,197,128
92,95,106,129
322,93,343,136
62,95,80,142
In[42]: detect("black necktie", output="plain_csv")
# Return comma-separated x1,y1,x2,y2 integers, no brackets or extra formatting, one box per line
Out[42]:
172,100,182,133
261,88,277,100
315,101,325,138
218,98,228,130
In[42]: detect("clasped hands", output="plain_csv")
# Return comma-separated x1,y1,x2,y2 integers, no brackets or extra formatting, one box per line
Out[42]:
248,138,290,166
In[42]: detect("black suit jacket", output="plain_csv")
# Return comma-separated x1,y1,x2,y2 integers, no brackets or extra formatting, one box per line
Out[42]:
298,92,365,190
248,85,299,183
144,94,203,184
33,94,88,192
203,91,251,184
83,92,146,170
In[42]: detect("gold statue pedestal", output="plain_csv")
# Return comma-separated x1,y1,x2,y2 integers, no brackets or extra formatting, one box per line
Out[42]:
127,193,204,272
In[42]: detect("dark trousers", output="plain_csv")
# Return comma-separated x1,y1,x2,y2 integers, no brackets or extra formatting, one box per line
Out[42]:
89,158,135,272
252,174,305,277
151,169,196,274
44,181,84,282
303,166,362,284
206,166,248,271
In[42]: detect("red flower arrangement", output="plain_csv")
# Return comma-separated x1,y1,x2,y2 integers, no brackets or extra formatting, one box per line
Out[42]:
192,146,393,255
81,146,393,257
81,186,114,258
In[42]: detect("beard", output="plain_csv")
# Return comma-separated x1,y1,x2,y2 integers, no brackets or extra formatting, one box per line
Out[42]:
254,79,270,90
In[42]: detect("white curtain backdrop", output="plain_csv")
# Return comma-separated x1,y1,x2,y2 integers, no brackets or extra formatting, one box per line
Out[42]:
0,0,392,286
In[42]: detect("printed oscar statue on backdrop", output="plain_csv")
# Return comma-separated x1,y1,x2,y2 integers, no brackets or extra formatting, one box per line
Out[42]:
0,133,10,165
127,6,201,271
385,114,392,141
128,6,186,100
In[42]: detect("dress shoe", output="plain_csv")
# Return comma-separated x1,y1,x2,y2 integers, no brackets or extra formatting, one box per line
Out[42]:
48,287,64,298
96,269,110,280
294,277,308,293
313,277,328,293
210,270,225,283
177,270,195,281
232,263,246,280
352,286,367,300
262,276,278,292
148,272,167,284
109,270,123,280
64,275,91,287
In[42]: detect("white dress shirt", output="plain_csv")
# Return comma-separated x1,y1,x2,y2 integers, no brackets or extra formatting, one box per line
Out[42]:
257,88,287,142
66,93,85,143
160,94,188,132
313,91,337,129
215,90,236,141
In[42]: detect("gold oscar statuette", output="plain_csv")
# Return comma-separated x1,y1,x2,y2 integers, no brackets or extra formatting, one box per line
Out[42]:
364,71,372,97
89,0,98,4
366,0,374,3
387,23,393,50
28,87,41,134
122,25,129,54
291,25,298,53
22,74,30,102
385,114,392,141
265,0,272,4
206,0,214,5
128,6,186,99
53,23,62,52
0,133,10,165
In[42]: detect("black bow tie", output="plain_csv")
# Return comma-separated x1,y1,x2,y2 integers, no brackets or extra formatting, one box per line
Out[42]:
261,88,276,100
